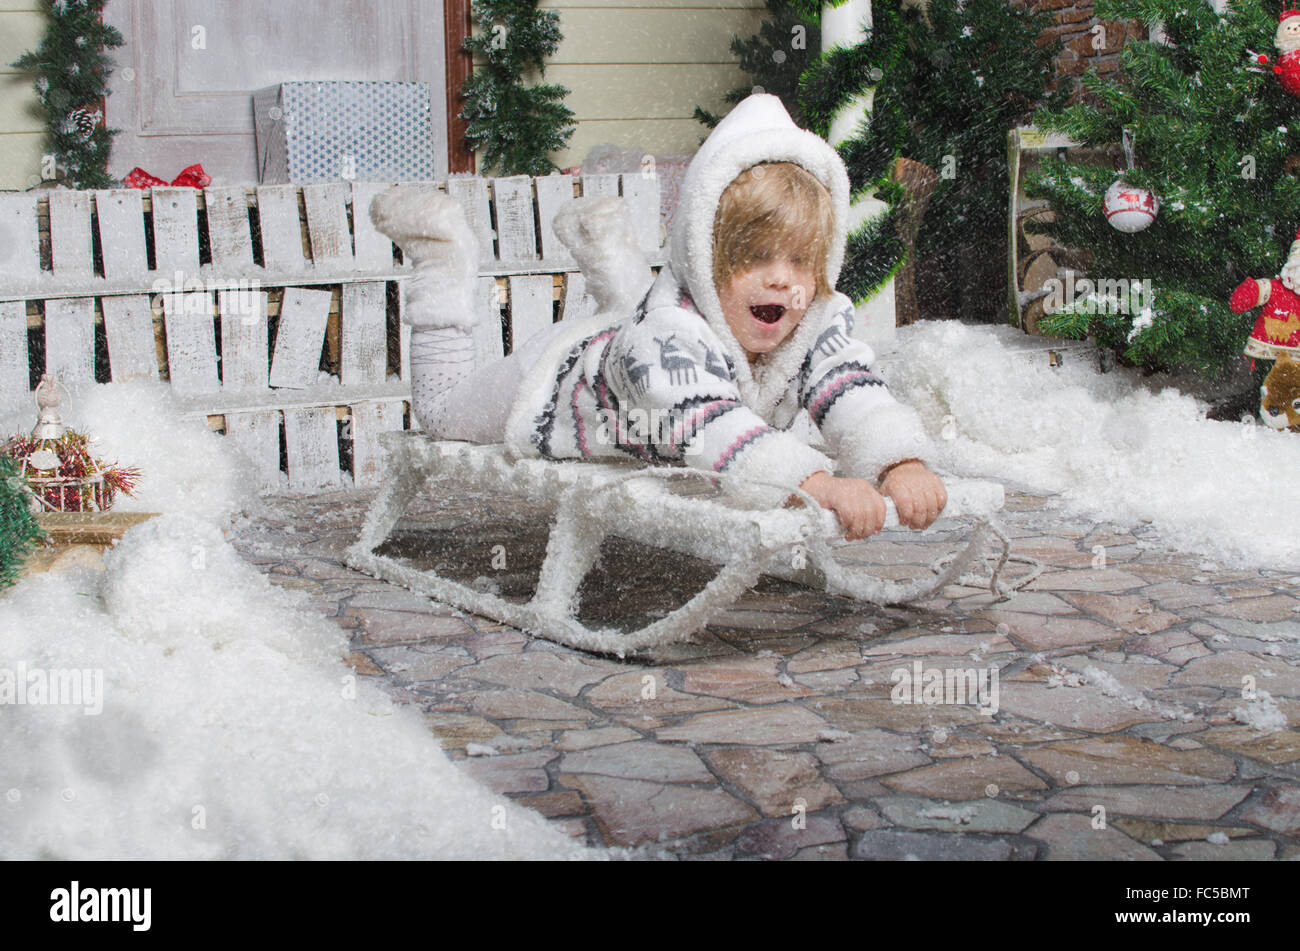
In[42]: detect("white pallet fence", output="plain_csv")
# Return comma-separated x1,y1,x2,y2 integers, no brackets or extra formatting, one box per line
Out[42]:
0,174,665,491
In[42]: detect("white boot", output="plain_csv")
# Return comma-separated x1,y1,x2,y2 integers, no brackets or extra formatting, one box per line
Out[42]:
552,197,654,316
369,186,480,434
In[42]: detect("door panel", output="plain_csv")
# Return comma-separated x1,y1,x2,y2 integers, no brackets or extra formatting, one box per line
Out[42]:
104,0,448,184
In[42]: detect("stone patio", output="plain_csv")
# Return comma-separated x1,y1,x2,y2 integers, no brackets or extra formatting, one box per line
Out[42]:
226,481,1300,860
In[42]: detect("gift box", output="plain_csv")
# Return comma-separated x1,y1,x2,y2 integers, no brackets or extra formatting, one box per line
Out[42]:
252,81,435,184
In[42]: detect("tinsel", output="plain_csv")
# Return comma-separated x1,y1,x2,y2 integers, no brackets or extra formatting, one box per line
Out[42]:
1,430,140,514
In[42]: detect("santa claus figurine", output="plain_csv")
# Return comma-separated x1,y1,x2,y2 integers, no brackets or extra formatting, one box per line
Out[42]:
1256,9,1300,96
1229,226,1300,360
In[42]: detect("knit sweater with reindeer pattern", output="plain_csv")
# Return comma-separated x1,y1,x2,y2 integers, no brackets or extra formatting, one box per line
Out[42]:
503,93,932,508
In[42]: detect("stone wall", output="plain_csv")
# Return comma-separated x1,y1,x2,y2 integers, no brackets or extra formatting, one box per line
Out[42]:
1023,0,1148,87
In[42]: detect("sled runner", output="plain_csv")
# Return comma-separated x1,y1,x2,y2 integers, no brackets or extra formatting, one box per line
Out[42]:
344,432,1039,657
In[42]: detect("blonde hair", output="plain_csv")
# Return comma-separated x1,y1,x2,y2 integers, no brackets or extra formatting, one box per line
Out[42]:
712,162,835,300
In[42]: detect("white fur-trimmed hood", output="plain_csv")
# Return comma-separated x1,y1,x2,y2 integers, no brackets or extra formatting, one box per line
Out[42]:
668,94,852,416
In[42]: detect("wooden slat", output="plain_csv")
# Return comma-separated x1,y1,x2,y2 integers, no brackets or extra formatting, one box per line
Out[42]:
48,191,94,280
560,272,599,323
101,295,160,382
400,321,411,385
507,275,554,353
349,400,404,488
283,406,341,490
341,282,387,386
619,173,661,258
44,298,96,386
534,174,577,266
150,188,201,276
94,189,149,281
474,277,505,367
220,289,269,390
36,511,159,546
256,185,306,272
204,186,255,270
492,176,538,263
269,287,332,389
224,411,281,491
303,182,353,270
0,193,41,280
0,301,30,408
447,176,494,266
161,292,220,396
581,174,620,198
350,181,397,271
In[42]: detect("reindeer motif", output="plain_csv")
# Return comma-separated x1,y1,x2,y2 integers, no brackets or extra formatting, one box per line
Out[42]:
655,334,699,386
703,345,731,381
814,322,850,357
622,353,652,396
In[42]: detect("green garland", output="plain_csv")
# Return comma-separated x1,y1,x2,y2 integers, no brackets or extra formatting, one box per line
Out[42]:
0,456,45,591
460,0,576,176
796,0,909,305
9,0,123,190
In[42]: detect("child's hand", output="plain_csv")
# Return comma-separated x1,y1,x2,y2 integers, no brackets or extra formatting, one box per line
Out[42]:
879,460,947,530
796,471,887,541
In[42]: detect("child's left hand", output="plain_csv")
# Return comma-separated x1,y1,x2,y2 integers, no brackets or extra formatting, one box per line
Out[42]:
878,460,947,530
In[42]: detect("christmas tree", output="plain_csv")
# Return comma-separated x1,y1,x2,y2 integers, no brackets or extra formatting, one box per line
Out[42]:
795,0,910,306
1025,0,1300,374
898,0,1068,323
460,0,577,176
9,0,124,189
694,0,821,131
0,456,44,590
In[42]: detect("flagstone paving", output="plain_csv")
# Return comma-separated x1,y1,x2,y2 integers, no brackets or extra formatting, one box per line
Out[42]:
227,484,1300,860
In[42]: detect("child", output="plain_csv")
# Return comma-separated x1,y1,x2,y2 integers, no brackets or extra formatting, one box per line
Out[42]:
371,93,945,539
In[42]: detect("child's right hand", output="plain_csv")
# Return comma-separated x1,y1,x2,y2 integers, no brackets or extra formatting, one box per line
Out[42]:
795,471,887,541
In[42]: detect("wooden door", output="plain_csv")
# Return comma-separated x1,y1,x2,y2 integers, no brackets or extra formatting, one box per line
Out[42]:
103,0,448,185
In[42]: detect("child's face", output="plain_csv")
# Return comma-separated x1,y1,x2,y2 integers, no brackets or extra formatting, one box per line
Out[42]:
718,250,817,361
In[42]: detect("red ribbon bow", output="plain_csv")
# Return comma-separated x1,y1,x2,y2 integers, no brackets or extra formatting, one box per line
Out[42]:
122,164,211,189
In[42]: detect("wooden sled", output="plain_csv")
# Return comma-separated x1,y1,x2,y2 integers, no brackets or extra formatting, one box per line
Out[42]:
345,433,1040,658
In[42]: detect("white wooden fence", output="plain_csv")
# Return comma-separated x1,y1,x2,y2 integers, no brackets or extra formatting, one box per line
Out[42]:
0,173,664,491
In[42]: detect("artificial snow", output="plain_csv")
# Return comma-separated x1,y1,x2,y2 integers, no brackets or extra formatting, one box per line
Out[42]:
0,383,596,860
885,321,1300,571
1231,690,1287,734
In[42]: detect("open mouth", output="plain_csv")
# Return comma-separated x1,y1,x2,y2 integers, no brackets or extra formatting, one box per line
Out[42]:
750,304,786,324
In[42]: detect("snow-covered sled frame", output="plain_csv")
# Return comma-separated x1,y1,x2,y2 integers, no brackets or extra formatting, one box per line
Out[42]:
345,433,1039,657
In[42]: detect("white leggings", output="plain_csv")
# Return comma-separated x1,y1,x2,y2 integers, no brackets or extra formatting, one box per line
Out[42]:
425,321,574,444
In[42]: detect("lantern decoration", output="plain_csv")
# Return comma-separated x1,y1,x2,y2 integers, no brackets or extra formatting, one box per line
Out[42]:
0,376,140,514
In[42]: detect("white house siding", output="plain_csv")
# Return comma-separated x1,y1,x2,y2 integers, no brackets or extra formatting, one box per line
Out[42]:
0,0,49,191
538,0,764,168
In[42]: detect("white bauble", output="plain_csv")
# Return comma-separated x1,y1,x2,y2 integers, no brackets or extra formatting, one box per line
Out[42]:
1104,181,1159,233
